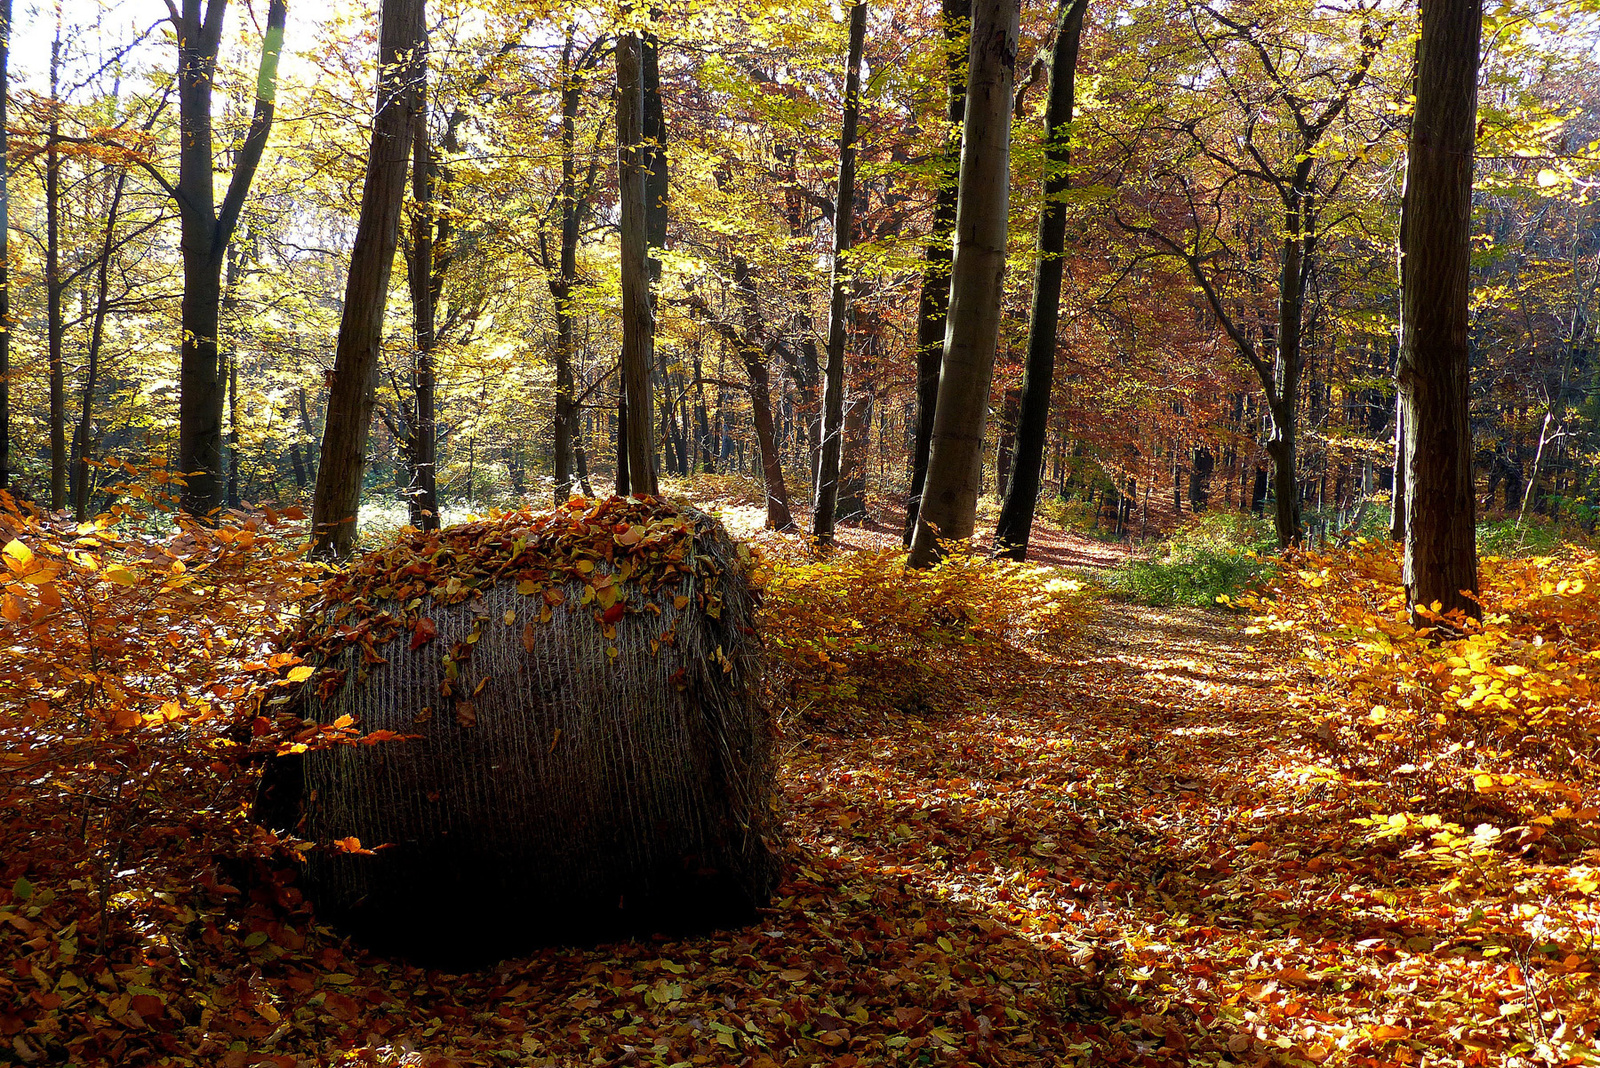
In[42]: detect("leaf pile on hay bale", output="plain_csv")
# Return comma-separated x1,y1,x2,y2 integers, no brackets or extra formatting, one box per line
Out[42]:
255,496,776,965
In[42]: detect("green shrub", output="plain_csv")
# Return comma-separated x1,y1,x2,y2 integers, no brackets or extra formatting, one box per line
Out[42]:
1477,514,1573,558
1104,512,1274,609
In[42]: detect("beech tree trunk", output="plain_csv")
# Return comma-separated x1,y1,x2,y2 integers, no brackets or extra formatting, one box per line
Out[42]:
173,0,286,520
46,18,64,511
405,25,441,529
617,34,658,496
1389,392,1406,540
905,0,971,545
908,0,1020,567
73,166,133,519
310,0,424,558
1399,0,1481,623
0,0,10,492
993,0,1086,559
549,33,605,504
814,0,867,545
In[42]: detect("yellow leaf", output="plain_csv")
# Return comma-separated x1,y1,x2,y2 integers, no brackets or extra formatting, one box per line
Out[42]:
286,665,315,683
102,565,138,586
1474,774,1494,791
1536,168,1560,188
2,539,33,569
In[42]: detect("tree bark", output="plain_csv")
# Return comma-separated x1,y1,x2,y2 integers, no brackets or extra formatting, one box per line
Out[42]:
992,0,1085,559
908,0,1020,567
173,0,286,520
1389,391,1406,540
814,0,867,545
46,15,64,511
0,0,12,492
1399,0,1481,623
617,34,658,495
310,0,424,558
405,24,440,529
905,0,971,545
73,165,133,519
549,32,605,503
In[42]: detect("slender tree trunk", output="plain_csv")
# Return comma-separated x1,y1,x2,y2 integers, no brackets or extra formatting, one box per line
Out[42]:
173,0,286,519
221,240,248,509
908,0,1020,567
0,0,11,493
406,26,440,529
549,33,588,503
616,394,630,495
71,165,133,519
46,15,64,511
1389,392,1406,540
642,31,669,278
1399,0,1482,623
813,0,867,544
617,34,657,495
310,0,424,558
993,0,1085,559
905,0,971,545
837,393,870,520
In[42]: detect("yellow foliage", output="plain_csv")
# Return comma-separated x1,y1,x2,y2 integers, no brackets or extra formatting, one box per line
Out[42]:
1241,539,1600,837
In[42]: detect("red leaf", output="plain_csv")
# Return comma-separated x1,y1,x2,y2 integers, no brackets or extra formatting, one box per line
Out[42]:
602,603,626,625
409,617,437,650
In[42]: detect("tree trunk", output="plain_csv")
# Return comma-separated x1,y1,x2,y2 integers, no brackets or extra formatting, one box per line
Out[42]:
406,29,440,529
1389,392,1406,540
173,0,286,519
222,241,247,510
310,0,424,558
813,0,867,545
549,32,597,504
905,0,971,545
1399,0,1481,624
0,0,12,492
837,394,870,520
908,0,1020,567
993,0,1086,560
46,17,64,511
72,153,131,518
617,34,658,496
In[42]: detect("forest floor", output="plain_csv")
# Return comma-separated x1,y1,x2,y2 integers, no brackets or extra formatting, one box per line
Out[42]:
8,506,1597,1068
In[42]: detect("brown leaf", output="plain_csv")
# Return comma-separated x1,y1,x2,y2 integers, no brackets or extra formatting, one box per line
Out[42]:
409,617,437,650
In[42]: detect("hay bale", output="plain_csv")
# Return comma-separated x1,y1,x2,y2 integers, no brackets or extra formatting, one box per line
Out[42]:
257,497,776,964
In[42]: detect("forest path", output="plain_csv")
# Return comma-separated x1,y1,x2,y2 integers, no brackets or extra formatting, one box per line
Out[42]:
779,596,1562,1066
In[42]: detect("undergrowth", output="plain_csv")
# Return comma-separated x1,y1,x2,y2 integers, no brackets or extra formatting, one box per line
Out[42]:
758,543,1083,732
1104,512,1274,608
1241,539,1600,856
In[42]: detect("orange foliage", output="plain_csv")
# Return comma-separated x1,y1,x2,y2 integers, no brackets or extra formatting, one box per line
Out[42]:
0,482,311,967
758,543,1083,730
1240,540,1600,839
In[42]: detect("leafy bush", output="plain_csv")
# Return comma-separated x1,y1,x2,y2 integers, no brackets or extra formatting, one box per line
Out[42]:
1039,495,1125,541
1104,512,1274,608
758,545,1081,732
0,484,310,958
1476,514,1573,558
1240,540,1600,845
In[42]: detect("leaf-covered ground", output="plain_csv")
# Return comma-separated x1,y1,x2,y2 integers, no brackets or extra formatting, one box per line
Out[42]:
6,581,1598,1066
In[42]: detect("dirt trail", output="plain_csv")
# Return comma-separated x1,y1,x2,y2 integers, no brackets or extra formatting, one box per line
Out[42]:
781,596,1576,1066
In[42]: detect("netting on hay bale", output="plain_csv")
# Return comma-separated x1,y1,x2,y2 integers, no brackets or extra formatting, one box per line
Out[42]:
255,497,777,964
